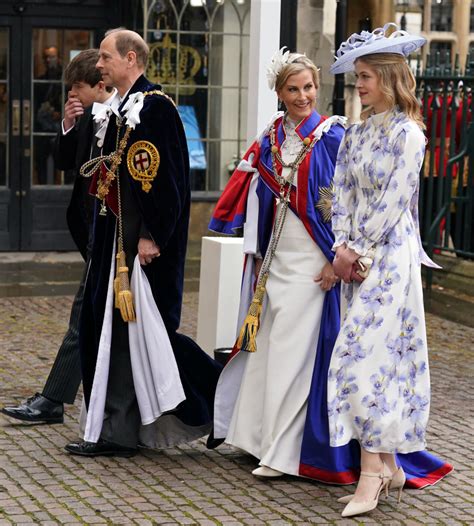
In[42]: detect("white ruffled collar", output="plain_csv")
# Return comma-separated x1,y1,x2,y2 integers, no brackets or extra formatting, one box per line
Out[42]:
92,88,147,147
121,91,145,129
91,89,118,148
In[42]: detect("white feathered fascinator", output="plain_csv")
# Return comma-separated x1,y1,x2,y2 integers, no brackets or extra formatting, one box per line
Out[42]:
266,47,307,90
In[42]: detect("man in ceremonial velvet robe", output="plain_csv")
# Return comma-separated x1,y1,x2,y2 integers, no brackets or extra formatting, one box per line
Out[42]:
65,28,221,457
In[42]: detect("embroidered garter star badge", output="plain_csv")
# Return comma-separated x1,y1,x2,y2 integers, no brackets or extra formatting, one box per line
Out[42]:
127,140,160,193
315,182,334,223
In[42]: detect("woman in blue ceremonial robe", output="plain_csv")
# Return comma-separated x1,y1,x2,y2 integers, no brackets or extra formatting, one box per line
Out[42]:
209,49,452,492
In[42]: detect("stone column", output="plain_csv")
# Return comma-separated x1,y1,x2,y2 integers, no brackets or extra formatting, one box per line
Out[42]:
453,0,471,61
370,0,395,28
246,0,281,145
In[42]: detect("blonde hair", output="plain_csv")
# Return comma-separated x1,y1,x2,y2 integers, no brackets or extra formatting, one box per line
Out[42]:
355,53,425,129
275,54,320,92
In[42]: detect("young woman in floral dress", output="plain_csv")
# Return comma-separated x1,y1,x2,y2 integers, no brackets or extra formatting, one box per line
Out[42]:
328,24,451,517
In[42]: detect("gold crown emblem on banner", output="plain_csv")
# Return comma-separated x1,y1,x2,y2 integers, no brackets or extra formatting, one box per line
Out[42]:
146,33,202,95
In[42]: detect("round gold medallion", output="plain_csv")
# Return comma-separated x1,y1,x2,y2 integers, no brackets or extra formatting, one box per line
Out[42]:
127,140,160,193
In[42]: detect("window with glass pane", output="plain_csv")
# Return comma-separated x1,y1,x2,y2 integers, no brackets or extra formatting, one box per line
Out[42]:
471,4,474,32
31,28,91,186
429,40,453,57
430,0,453,32
395,0,424,33
0,29,8,187
145,0,250,192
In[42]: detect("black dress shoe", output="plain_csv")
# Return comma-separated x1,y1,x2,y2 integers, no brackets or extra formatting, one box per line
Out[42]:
65,438,138,458
1,393,64,424
206,427,225,449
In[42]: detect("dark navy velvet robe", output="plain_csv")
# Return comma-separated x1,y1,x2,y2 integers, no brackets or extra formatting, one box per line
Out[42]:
80,75,221,429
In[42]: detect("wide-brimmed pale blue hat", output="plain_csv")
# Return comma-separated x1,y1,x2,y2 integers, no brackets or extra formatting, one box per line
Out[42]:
330,22,426,75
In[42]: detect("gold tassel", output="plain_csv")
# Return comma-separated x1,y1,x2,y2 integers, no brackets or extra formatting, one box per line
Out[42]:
235,273,268,353
113,250,136,322
114,251,125,309
117,264,136,322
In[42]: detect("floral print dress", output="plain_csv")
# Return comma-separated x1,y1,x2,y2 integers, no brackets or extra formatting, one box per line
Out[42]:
328,109,434,454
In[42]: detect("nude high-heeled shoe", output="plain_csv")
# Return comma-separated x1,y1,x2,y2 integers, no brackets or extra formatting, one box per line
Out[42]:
340,463,392,518
338,466,405,504
388,466,406,503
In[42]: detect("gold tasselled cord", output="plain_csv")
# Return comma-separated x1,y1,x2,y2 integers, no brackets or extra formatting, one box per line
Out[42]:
113,122,136,322
79,155,112,178
235,119,319,352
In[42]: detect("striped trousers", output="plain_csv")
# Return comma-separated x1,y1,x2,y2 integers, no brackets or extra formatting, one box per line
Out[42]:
41,267,86,404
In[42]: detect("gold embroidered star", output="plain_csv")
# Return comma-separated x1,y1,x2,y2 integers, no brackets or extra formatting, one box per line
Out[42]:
315,182,335,223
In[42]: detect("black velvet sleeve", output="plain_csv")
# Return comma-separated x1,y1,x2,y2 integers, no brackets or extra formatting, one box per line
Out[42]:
54,109,93,172
53,124,79,171
125,95,190,250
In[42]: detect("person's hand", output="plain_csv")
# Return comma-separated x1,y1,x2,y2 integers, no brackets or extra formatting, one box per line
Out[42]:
333,245,360,283
64,95,84,130
314,262,340,291
138,238,160,265
254,257,263,278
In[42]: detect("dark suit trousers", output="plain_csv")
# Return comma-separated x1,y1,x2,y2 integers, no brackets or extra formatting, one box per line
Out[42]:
41,265,86,404
100,307,141,448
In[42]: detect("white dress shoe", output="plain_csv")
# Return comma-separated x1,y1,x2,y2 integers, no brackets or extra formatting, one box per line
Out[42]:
252,465,284,478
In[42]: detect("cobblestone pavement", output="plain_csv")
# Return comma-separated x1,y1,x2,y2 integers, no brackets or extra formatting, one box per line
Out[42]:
0,293,473,525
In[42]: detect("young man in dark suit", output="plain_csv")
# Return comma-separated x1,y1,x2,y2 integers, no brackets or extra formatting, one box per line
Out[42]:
2,50,116,424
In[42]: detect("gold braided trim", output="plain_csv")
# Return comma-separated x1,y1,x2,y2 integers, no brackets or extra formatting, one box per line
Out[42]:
143,89,176,107
96,125,132,201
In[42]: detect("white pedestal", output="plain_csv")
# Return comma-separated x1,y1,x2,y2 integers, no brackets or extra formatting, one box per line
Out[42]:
197,236,244,357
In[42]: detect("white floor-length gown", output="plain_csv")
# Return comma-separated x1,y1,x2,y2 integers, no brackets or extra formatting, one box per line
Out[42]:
226,118,328,474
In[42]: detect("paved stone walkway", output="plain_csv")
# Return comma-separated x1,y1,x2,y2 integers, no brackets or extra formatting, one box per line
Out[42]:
0,293,473,525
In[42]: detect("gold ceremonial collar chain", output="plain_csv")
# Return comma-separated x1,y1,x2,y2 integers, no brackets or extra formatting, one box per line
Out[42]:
269,116,318,199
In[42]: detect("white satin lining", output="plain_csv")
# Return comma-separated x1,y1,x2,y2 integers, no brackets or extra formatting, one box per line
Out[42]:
129,255,186,425
82,250,186,443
